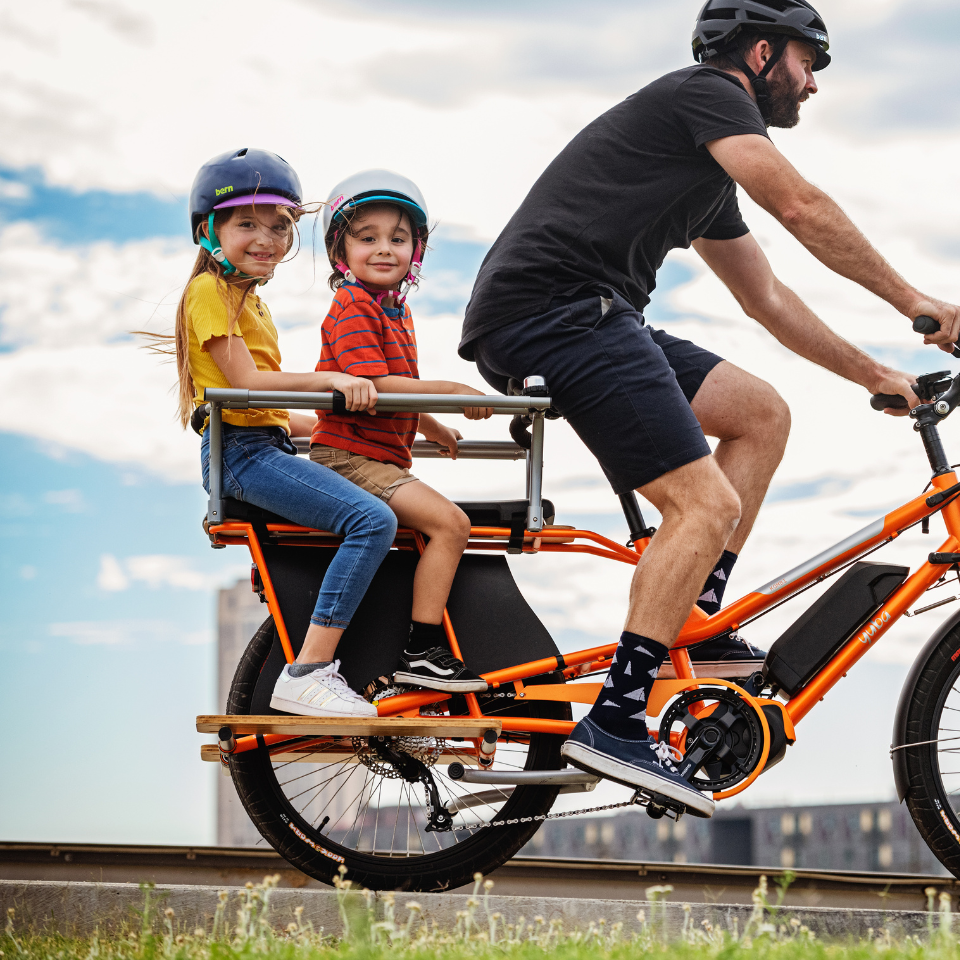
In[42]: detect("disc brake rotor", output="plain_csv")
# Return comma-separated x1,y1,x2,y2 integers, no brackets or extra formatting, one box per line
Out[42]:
352,735,443,778
659,687,764,792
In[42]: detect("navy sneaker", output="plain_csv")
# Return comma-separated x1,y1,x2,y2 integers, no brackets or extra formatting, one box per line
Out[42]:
561,717,715,818
658,631,766,680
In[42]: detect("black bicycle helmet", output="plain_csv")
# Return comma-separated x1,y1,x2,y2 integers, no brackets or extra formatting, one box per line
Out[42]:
692,0,829,122
693,0,830,70
188,147,302,241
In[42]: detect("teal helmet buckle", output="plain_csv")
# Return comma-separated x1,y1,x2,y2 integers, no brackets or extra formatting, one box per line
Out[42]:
198,212,268,284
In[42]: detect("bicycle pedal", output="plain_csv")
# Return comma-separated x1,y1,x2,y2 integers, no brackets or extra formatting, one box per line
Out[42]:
633,789,683,821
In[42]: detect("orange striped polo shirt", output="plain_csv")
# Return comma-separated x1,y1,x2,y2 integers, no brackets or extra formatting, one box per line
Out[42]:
311,283,419,468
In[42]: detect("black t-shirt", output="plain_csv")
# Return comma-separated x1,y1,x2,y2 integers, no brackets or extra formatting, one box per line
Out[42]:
459,65,769,360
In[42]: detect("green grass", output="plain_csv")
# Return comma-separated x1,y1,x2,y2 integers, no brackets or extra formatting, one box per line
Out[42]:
3,873,959,960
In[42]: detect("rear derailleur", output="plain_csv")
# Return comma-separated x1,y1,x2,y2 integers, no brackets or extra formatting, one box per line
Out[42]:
371,739,453,833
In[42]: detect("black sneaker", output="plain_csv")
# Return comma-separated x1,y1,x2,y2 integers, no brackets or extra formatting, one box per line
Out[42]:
659,632,766,679
561,717,715,818
393,647,489,693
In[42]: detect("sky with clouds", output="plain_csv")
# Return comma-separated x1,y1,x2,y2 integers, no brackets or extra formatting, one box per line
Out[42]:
3,0,960,845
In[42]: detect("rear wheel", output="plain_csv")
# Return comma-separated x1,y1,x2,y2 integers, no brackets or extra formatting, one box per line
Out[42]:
899,623,960,877
226,617,571,891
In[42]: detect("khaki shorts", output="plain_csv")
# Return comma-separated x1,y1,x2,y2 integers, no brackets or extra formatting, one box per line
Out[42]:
309,444,418,502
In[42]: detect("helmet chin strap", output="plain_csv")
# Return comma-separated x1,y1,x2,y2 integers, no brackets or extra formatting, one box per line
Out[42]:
729,36,789,123
335,261,397,306
396,238,424,306
199,213,269,286
335,236,424,308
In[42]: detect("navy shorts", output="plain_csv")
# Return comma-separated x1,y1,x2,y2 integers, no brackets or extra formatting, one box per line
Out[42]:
472,293,724,495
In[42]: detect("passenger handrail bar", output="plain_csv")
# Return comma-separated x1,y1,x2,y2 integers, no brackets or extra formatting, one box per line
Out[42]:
290,439,527,460
203,388,552,415
204,388,552,533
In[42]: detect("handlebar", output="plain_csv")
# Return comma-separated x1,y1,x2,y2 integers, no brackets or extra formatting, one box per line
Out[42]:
870,317,960,412
914,315,960,360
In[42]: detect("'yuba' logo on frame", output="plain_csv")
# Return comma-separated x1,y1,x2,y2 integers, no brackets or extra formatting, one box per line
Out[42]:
858,610,892,645
215,185,234,197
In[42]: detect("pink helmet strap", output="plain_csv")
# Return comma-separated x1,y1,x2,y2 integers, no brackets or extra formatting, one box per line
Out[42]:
334,233,423,307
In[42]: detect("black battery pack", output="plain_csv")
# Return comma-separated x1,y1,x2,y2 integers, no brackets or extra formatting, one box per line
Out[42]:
762,561,909,696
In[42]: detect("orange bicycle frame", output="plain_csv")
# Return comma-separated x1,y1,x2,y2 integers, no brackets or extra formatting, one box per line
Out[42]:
203,386,960,800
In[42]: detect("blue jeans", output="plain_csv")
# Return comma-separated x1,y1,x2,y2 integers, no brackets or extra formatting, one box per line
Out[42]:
201,425,397,629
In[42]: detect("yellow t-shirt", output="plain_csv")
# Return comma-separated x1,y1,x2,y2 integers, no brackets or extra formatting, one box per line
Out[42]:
185,273,289,431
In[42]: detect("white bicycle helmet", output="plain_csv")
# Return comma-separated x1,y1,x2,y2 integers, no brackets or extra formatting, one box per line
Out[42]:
323,170,429,304
322,169,428,237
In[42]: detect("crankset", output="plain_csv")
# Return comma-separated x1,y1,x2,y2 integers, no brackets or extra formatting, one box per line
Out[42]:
370,738,453,833
659,687,765,792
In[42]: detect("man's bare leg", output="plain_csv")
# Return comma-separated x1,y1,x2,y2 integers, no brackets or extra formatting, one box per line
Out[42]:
561,454,737,816
691,361,791,554
624,455,742,645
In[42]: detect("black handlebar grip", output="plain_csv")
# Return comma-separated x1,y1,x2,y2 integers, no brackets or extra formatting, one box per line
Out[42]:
509,414,533,450
914,315,960,359
870,393,909,411
331,389,347,416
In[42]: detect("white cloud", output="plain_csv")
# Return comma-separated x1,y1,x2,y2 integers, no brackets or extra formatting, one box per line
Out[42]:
0,177,29,199
0,493,33,517
48,619,212,645
97,553,127,591
43,488,85,512
0,0,948,241
96,552,248,592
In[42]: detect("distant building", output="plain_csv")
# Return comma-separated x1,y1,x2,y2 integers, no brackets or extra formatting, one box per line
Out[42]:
217,575,268,847
524,800,947,874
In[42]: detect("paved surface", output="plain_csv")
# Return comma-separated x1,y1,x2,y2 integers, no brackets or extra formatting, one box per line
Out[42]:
0,879,944,941
1,842,957,912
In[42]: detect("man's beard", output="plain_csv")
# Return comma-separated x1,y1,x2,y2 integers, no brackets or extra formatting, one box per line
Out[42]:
763,66,805,129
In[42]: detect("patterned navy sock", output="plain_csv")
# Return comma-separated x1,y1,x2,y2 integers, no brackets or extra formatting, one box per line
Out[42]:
587,632,669,739
697,550,738,616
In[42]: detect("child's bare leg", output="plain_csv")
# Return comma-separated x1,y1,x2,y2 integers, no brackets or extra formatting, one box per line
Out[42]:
389,481,486,693
299,626,344,664
387,480,471,623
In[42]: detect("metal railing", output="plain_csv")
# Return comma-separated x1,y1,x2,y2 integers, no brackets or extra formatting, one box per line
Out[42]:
204,388,553,533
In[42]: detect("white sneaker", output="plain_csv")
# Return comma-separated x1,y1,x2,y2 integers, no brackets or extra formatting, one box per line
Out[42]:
270,660,377,718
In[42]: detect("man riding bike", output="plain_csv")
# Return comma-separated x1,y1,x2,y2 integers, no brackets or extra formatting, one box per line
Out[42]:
459,0,960,818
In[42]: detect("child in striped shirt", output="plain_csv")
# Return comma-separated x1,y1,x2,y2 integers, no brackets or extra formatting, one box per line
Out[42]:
310,170,493,694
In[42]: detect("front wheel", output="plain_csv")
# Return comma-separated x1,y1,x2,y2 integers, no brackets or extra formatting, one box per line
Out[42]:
226,617,572,891
899,621,960,877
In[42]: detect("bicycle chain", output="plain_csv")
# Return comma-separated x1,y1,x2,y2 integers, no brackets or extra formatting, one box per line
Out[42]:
449,792,648,832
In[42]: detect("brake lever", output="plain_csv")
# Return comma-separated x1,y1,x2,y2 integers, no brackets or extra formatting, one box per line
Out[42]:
914,315,960,360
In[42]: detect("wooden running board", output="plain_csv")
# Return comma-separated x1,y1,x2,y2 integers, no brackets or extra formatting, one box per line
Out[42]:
197,715,502,738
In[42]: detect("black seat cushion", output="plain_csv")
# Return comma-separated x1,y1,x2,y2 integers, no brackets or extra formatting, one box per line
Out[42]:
455,500,555,527
220,497,290,526
218,496,555,528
